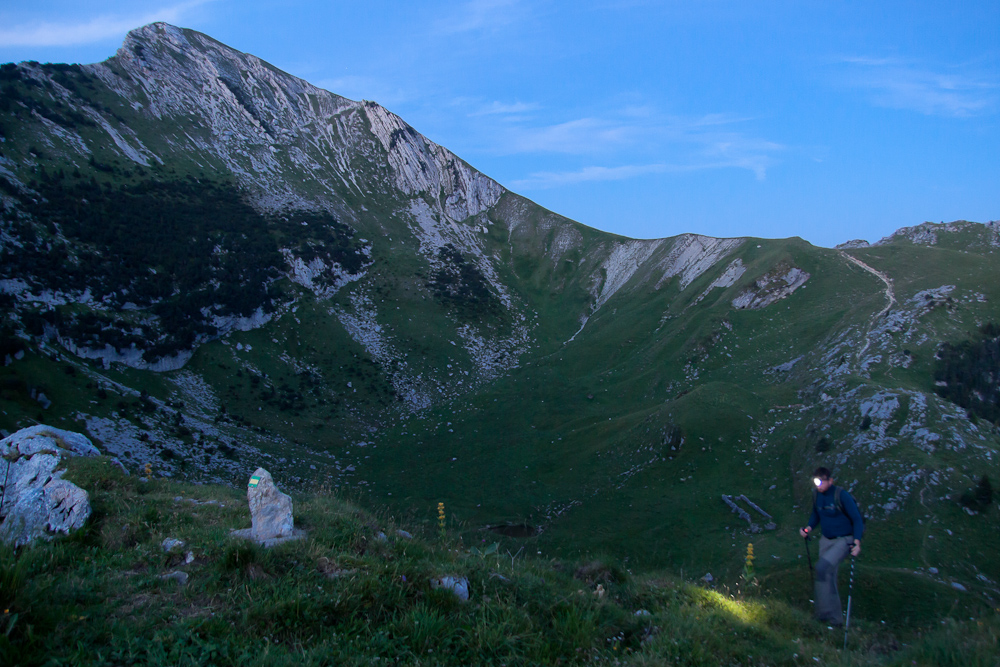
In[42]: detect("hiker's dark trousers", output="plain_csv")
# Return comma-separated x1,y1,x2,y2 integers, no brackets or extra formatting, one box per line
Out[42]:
814,535,852,625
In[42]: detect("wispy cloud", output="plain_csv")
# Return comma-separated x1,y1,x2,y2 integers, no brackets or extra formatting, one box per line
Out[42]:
840,56,997,117
702,136,784,180
469,100,541,116
495,111,772,155
434,0,525,35
493,109,784,184
0,1,212,47
505,117,637,154
511,163,670,189
511,145,780,190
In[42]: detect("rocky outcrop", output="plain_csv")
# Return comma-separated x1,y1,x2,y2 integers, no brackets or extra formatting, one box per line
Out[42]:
654,235,744,291
874,220,1000,248
732,266,810,310
692,258,747,305
594,239,665,310
364,103,504,222
0,425,99,547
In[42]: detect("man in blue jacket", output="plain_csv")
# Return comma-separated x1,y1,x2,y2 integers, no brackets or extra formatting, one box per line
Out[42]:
799,466,864,626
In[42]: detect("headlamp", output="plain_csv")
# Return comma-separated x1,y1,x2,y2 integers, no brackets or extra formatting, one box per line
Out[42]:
813,477,823,487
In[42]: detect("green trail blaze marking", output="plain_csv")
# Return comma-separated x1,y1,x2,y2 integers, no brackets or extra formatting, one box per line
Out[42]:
249,476,261,487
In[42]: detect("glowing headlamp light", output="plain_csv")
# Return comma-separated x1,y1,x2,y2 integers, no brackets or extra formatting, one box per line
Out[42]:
813,477,823,487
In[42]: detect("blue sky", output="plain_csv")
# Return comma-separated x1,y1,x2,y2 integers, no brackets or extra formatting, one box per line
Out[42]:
1,1,997,247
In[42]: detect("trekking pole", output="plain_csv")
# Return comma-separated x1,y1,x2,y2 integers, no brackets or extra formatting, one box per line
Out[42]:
804,533,814,588
844,549,857,650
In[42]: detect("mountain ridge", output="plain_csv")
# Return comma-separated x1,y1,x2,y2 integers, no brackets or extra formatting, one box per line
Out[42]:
1,23,998,614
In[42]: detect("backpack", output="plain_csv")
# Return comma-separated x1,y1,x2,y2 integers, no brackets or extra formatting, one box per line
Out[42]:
813,485,866,538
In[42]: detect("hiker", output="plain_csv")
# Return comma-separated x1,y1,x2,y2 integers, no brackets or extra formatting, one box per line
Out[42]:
799,467,863,626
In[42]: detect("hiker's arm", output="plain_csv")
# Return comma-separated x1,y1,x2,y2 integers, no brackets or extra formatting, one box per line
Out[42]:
841,493,864,541
806,503,820,532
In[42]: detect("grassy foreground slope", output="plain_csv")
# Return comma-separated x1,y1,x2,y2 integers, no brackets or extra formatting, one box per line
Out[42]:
2,456,997,667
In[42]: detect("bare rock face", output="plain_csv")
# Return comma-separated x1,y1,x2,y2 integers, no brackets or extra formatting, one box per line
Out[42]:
731,266,810,310
247,468,294,542
0,425,98,547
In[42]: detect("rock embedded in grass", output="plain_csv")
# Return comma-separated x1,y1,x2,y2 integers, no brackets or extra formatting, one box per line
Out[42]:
159,570,189,585
0,425,97,547
248,467,294,539
430,575,470,601
230,467,305,547
161,537,186,552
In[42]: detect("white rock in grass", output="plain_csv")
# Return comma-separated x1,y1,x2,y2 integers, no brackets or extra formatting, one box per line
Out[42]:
247,468,294,541
430,575,469,602
1,425,100,459
0,426,96,547
159,570,189,585
162,537,186,552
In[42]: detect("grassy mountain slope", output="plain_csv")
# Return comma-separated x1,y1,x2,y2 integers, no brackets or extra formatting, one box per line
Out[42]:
1,22,999,647
2,457,997,666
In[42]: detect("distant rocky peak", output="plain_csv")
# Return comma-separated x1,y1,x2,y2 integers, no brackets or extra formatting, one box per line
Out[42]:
101,23,503,222
111,22,357,127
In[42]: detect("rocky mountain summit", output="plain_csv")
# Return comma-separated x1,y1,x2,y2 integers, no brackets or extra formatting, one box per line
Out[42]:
1,24,998,593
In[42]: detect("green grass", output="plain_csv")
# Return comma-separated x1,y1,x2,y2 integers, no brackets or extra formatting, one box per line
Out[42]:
2,457,996,666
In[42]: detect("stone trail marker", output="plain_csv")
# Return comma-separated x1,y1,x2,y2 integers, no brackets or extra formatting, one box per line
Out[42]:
231,467,305,547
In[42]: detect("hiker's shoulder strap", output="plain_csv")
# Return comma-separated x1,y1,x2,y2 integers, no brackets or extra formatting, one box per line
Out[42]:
835,487,864,521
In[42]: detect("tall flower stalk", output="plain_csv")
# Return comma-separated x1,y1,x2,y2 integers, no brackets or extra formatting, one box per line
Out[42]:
742,542,756,584
437,502,446,540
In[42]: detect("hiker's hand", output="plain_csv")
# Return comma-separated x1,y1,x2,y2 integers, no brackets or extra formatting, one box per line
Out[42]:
851,540,861,557
799,527,810,538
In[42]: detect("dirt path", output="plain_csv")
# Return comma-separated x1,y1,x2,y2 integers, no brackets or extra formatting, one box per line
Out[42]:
839,251,896,360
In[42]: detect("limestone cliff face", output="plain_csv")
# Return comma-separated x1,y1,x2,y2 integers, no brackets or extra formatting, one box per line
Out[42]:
91,23,369,211
363,102,503,221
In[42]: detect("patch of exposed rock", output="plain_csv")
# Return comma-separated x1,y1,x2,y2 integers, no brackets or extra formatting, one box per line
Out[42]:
0,425,100,547
732,266,810,310
364,102,503,221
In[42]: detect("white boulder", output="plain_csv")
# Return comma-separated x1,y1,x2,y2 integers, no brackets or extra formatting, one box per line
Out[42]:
0,425,98,547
